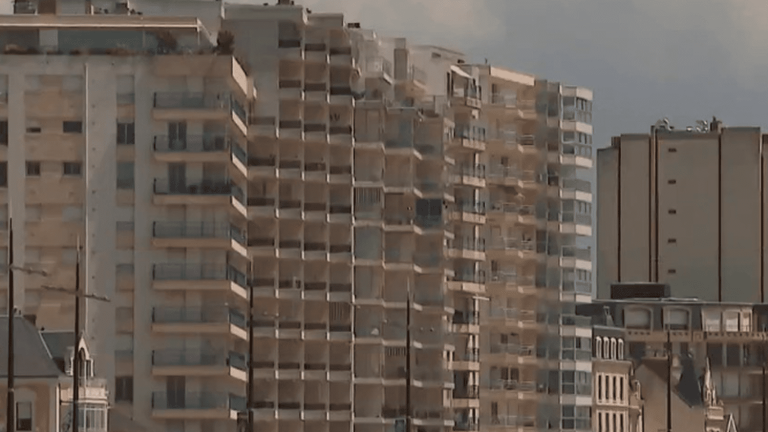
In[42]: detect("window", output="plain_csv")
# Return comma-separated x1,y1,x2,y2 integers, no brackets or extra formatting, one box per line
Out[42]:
117,122,135,145
603,337,610,358
668,147,677,153
16,401,32,431
598,412,603,432
117,162,134,189
595,337,602,358
619,377,624,402
665,308,690,330
668,269,677,274
667,238,677,244
0,120,7,145
610,338,617,359
63,121,83,133
668,179,677,185
617,340,624,360
597,375,603,401
612,376,617,400
624,308,651,329
115,376,133,403
0,162,7,187
619,414,624,432
668,209,677,215
26,161,40,176
63,162,82,176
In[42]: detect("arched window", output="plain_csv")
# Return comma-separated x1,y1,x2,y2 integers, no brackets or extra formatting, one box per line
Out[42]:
603,337,610,358
610,338,617,360
617,339,625,360
595,337,602,359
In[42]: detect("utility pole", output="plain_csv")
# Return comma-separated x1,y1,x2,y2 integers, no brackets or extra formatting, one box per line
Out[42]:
72,246,81,432
6,217,14,432
405,280,411,432
666,329,672,432
762,362,766,432
42,244,108,432
247,263,254,432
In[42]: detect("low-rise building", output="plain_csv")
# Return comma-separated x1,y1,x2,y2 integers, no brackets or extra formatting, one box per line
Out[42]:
0,316,109,432
589,284,755,431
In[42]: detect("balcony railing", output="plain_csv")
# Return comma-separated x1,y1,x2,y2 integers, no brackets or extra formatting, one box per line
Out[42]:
562,142,592,158
453,385,480,399
408,65,427,84
455,419,480,431
153,178,245,205
152,306,247,329
153,263,247,286
449,238,486,252
455,201,486,215
415,214,442,228
153,135,242,157
456,164,486,179
152,222,246,246
153,92,230,110
562,280,591,294
561,178,592,193
452,269,486,284
561,246,591,261
151,392,246,411
453,311,480,325
152,349,246,371
455,124,487,142
365,56,393,76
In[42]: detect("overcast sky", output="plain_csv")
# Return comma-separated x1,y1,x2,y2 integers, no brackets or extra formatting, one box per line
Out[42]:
303,0,768,147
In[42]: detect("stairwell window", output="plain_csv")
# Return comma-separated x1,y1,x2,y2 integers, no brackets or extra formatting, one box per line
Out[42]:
668,179,677,185
63,162,82,176
26,161,40,177
63,120,83,133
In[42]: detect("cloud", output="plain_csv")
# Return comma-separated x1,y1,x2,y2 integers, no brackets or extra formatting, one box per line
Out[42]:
300,0,502,48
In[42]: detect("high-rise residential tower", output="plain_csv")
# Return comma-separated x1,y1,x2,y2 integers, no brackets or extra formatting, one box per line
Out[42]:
0,1,594,432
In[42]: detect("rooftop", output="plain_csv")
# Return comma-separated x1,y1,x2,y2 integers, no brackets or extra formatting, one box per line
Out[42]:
0,316,62,379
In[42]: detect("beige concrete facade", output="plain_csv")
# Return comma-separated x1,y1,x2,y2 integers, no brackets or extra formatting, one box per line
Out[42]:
597,122,765,302
0,2,594,432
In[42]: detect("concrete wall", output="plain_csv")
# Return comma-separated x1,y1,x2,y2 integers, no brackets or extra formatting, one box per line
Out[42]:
617,135,650,284
596,147,618,299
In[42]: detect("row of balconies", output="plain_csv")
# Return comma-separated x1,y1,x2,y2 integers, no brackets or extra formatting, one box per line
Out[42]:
153,92,248,130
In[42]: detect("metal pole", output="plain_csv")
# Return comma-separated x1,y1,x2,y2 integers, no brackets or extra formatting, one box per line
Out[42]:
762,362,766,432
405,281,411,432
666,329,672,432
6,218,14,432
247,263,254,432
72,245,81,432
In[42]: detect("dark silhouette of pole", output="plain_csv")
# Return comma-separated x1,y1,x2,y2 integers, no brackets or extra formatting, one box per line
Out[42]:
6,217,14,432
405,282,411,432
72,245,81,432
763,362,766,432
666,329,672,432
247,263,254,432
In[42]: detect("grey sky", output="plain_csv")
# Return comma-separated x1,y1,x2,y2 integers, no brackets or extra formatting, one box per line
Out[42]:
303,0,768,147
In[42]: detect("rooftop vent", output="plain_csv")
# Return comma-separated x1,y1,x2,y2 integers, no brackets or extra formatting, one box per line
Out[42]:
347,22,361,29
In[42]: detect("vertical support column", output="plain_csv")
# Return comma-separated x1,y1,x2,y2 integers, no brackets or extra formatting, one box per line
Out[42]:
7,71,26,310
83,59,118,404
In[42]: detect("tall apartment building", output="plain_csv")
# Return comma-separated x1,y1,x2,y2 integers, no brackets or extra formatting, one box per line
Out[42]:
597,120,766,302
0,11,256,432
1,1,594,432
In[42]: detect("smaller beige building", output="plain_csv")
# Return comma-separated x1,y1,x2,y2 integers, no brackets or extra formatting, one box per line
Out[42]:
590,314,640,432
0,315,109,432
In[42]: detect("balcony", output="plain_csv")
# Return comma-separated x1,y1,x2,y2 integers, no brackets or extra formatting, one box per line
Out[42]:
453,164,486,188
560,178,592,201
152,92,233,122
561,246,591,270
448,270,486,294
455,419,480,431
364,56,393,82
248,116,277,138
447,238,486,261
558,142,593,168
454,124,487,151
152,306,247,339
151,392,245,420
153,135,247,168
453,385,480,399
152,349,247,381
152,264,248,298
153,178,246,215
152,222,247,257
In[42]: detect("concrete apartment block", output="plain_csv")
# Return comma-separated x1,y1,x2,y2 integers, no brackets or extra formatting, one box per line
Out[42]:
597,120,766,302
0,1,594,432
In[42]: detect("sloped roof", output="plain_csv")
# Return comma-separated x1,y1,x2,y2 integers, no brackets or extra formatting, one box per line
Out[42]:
0,316,62,378
639,356,704,408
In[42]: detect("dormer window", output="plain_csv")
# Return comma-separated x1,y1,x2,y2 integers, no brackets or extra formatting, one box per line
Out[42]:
595,337,602,359
617,340,625,360
610,338,617,359
664,308,690,330
624,308,651,329
603,337,610,358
